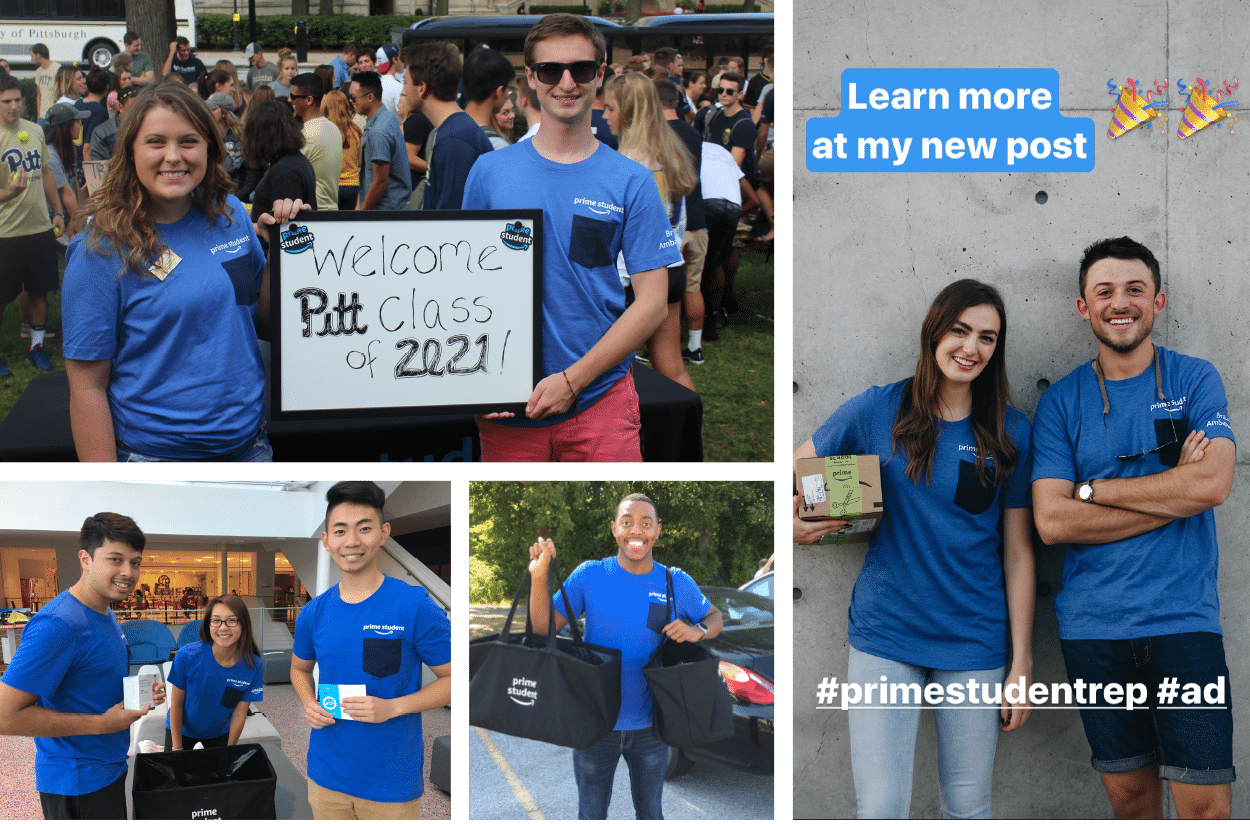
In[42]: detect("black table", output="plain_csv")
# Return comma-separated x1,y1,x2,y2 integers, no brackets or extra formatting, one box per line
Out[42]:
0,365,702,461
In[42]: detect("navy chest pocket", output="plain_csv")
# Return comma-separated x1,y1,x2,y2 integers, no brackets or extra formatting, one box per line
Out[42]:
221,254,258,306
954,460,998,515
362,637,402,679
646,600,669,634
220,686,245,709
1155,415,1188,468
569,214,616,269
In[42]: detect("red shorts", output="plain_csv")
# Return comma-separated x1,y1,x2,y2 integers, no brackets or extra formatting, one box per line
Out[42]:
476,370,643,462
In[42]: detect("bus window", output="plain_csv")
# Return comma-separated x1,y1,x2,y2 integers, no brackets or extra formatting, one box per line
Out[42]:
48,0,73,19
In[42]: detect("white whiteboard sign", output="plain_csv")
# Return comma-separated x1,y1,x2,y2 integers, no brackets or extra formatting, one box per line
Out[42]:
271,210,542,419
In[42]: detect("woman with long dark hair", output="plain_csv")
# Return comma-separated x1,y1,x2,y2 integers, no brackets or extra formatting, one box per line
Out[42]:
62,82,306,461
164,594,263,750
242,100,316,227
793,279,1035,818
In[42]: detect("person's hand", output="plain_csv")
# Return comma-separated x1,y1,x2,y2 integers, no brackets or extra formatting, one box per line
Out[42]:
151,681,166,706
662,620,706,644
1000,668,1032,732
792,495,850,545
339,695,396,724
1178,429,1210,465
168,41,178,56
50,212,65,236
528,538,556,574
524,371,577,420
97,702,152,734
302,697,336,729
0,169,27,202
255,197,312,242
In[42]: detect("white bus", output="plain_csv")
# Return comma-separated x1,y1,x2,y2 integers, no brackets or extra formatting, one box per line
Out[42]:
0,0,195,69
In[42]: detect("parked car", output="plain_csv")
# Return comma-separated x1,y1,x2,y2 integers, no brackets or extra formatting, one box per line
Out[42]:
739,569,774,600
666,585,774,778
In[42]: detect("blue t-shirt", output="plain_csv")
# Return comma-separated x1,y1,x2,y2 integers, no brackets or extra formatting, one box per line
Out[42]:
813,380,1033,670
63,196,266,459
360,106,412,210
0,591,129,795
590,109,618,150
423,110,493,211
554,557,712,731
165,641,264,740
330,55,351,89
293,576,451,803
1031,346,1235,640
462,139,682,425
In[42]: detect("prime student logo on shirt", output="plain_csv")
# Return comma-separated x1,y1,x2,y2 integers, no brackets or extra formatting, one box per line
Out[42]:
573,196,624,216
210,234,251,256
363,623,405,635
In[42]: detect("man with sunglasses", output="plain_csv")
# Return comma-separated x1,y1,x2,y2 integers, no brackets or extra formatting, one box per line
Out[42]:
460,13,680,461
1031,236,1236,818
291,72,342,211
348,71,411,211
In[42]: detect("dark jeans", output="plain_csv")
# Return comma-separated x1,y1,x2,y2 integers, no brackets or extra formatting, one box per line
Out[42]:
40,770,127,820
571,727,668,819
1060,632,1235,783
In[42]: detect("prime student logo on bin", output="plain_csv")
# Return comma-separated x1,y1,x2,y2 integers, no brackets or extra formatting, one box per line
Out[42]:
807,68,1096,172
508,675,538,706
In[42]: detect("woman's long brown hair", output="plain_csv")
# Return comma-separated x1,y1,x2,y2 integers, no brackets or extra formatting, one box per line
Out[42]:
891,279,1018,487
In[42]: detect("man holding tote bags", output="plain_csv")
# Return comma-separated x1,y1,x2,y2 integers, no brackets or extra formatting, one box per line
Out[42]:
527,492,723,820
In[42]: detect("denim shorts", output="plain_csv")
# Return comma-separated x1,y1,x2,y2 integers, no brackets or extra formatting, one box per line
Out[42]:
1059,632,1235,785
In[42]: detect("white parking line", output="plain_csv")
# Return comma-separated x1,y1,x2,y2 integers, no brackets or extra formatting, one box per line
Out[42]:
473,726,546,820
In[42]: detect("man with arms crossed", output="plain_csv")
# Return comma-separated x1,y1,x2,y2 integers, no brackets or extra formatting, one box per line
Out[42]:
462,13,679,461
528,492,722,819
292,481,451,819
0,512,164,819
1032,236,1235,818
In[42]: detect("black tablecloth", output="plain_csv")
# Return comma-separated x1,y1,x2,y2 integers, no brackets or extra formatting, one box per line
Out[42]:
0,365,702,462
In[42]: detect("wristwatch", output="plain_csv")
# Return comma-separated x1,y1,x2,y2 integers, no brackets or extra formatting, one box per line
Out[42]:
695,621,709,640
1077,480,1095,503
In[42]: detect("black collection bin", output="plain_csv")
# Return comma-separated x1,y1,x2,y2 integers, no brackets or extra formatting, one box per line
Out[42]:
132,743,277,820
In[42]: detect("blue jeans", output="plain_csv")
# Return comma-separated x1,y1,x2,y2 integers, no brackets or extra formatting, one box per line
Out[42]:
571,728,668,820
117,427,273,462
848,645,1006,819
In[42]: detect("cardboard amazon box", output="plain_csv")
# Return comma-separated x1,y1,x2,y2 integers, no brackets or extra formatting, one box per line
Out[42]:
795,455,884,545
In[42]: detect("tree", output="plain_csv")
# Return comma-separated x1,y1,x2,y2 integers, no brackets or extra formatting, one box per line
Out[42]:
128,0,178,68
469,481,772,603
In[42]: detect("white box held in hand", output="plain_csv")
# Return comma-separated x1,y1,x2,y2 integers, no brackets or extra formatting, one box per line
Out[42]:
123,665,163,710
319,684,366,720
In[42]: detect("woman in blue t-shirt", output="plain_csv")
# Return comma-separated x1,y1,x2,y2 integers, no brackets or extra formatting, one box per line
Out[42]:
166,594,264,751
793,279,1035,819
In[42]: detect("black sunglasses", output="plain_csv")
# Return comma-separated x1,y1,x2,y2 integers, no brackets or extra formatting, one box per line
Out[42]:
288,93,313,101
715,86,738,95
529,60,600,85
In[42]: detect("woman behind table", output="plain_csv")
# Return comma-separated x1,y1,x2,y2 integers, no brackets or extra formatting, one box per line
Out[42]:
62,82,303,462
602,71,697,393
166,594,263,751
793,279,1035,819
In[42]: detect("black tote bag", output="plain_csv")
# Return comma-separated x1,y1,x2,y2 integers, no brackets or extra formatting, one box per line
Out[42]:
469,558,622,749
642,568,735,748
131,743,277,820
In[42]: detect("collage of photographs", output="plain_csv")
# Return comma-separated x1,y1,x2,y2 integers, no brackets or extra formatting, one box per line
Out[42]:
0,0,1247,820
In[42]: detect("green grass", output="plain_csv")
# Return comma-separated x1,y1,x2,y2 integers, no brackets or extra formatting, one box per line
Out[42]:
0,256,66,414
688,243,774,462
0,246,772,462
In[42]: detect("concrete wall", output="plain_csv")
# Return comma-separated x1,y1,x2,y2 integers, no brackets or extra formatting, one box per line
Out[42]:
795,1,1250,817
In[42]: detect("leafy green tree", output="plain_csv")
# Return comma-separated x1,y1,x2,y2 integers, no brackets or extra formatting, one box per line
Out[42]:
469,481,772,603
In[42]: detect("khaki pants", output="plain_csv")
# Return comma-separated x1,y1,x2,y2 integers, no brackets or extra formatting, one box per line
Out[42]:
307,777,424,820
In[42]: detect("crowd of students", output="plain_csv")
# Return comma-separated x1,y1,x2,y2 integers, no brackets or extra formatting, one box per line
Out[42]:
0,15,774,461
